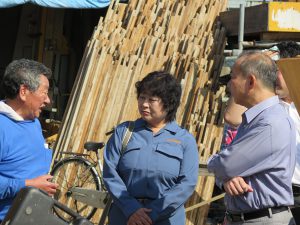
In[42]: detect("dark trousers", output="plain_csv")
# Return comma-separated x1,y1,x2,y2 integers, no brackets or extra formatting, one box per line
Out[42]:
291,207,300,225
292,185,300,225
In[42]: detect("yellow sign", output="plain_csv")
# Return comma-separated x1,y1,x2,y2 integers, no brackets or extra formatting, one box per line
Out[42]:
269,2,300,32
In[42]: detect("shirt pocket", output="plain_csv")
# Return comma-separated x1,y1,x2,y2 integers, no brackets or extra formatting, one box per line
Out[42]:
118,142,141,171
155,142,183,176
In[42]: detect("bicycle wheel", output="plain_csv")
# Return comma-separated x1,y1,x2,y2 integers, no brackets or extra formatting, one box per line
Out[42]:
51,157,101,222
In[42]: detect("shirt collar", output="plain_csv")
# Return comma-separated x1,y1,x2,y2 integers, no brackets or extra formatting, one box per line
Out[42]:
164,120,180,133
243,95,279,124
135,118,179,134
134,118,147,128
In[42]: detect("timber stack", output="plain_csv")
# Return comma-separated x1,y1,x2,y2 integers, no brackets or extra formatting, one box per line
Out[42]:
53,0,228,224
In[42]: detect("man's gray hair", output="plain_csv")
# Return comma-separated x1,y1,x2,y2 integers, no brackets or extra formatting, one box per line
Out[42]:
237,51,278,91
1,59,52,99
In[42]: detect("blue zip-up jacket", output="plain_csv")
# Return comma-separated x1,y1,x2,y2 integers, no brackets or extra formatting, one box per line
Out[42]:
103,119,199,225
0,112,52,220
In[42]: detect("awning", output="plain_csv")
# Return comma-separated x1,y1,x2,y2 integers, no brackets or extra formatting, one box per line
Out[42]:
0,0,110,8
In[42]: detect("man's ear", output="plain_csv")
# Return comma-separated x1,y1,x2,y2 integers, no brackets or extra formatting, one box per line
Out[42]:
19,84,28,101
247,74,256,90
277,70,284,81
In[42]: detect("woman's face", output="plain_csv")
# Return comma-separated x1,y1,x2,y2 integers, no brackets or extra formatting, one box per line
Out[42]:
138,93,168,127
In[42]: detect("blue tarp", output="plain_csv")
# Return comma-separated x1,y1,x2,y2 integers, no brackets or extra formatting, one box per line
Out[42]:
0,0,110,8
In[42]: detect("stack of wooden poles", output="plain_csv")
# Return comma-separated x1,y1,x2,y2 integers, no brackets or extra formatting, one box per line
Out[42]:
52,0,228,224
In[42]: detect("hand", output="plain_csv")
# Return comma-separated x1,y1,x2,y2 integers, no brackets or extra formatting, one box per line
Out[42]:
263,50,279,60
224,176,253,196
127,208,152,225
25,174,58,196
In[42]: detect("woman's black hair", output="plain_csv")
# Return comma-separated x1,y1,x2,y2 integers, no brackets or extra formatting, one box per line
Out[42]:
277,41,300,58
135,71,182,122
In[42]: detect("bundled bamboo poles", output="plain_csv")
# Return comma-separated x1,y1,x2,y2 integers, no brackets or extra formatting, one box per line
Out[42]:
52,0,228,224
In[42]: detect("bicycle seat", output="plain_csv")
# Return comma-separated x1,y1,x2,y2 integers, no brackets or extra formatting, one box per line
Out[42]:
84,142,105,151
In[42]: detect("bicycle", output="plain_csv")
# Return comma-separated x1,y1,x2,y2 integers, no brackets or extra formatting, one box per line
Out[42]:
51,141,108,222
51,123,134,224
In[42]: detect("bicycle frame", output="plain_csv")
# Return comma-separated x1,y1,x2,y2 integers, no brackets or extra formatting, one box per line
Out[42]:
95,149,105,188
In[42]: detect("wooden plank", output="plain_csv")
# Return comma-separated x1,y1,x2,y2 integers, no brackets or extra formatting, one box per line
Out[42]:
220,4,268,36
260,31,300,41
185,193,225,212
277,57,300,114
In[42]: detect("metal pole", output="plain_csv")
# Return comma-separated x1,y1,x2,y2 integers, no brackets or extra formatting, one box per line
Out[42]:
98,196,112,225
238,3,245,51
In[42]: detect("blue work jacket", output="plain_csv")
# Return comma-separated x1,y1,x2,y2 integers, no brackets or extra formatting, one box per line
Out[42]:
103,119,199,225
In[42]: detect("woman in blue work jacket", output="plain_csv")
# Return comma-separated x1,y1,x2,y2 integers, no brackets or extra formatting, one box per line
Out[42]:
103,71,199,225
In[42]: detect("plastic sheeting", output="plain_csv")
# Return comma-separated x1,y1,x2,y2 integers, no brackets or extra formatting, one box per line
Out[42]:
0,0,110,8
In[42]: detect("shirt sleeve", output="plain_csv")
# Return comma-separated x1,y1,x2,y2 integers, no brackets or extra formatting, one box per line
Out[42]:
0,177,25,199
208,121,278,182
146,135,199,222
0,138,25,199
103,123,143,219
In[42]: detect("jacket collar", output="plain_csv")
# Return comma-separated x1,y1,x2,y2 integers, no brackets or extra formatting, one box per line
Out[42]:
0,100,24,121
135,118,179,134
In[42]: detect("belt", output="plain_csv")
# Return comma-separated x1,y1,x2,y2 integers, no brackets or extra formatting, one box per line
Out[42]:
136,198,154,204
225,206,289,222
